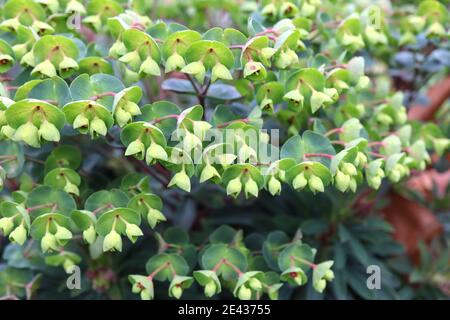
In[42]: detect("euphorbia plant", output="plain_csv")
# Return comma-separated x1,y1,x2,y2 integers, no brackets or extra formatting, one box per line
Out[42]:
0,0,449,300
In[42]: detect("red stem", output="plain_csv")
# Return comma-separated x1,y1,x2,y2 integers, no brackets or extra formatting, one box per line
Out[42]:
304,153,334,159
147,262,170,280
223,259,244,276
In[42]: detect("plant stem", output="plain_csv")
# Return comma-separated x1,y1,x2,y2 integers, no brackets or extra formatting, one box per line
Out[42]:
291,256,317,269
26,203,54,212
147,262,170,280
90,91,116,100
92,203,114,215
150,114,179,124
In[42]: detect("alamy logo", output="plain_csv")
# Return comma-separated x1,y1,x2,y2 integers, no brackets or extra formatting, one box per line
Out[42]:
366,265,381,290
66,12,82,30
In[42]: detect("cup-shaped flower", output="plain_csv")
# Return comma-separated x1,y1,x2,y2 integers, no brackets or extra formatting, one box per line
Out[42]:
237,285,252,300
21,51,35,67
226,176,242,197
66,0,87,14
41,232,59,253
147,208,166,228
58,56,79,78
125,223,143,243
193,270,222,298
334,170,350,192
109,40,127,58
308,174,324,193
73,113,89,132
64,181,79,196
283,89,304,106
426,22,446,37
281,267,307,286
119,51,142,71
280,2,298,18
310,90,334,113
243,61,266,81
244,178,259,198
268,176,282,196
275,50,292,69
181,61,206,84
89,116,107,138
115,107,132,127
125,139,146,158
32,20,55,35
146,142,168,164
261,3,277,18
0,216,14,235
433,138,450,156
0,17,21,30
182,131,202,152
139,57,161,76
261,47,276,61
165,52,186,73
54,224,73,243
82,224,97,244
292,172,307,190
38,120,60,143
260,96,274,113
14,122,40,147
211,62,233,82
168,276,194,299
31,59,57,78
199,164,220,183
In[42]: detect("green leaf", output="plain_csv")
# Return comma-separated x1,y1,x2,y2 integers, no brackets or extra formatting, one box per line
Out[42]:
163,226,190,245
85,189,129,214
209,225,237,244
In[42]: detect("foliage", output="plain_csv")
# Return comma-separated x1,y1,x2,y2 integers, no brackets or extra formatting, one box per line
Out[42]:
0,0,449,300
